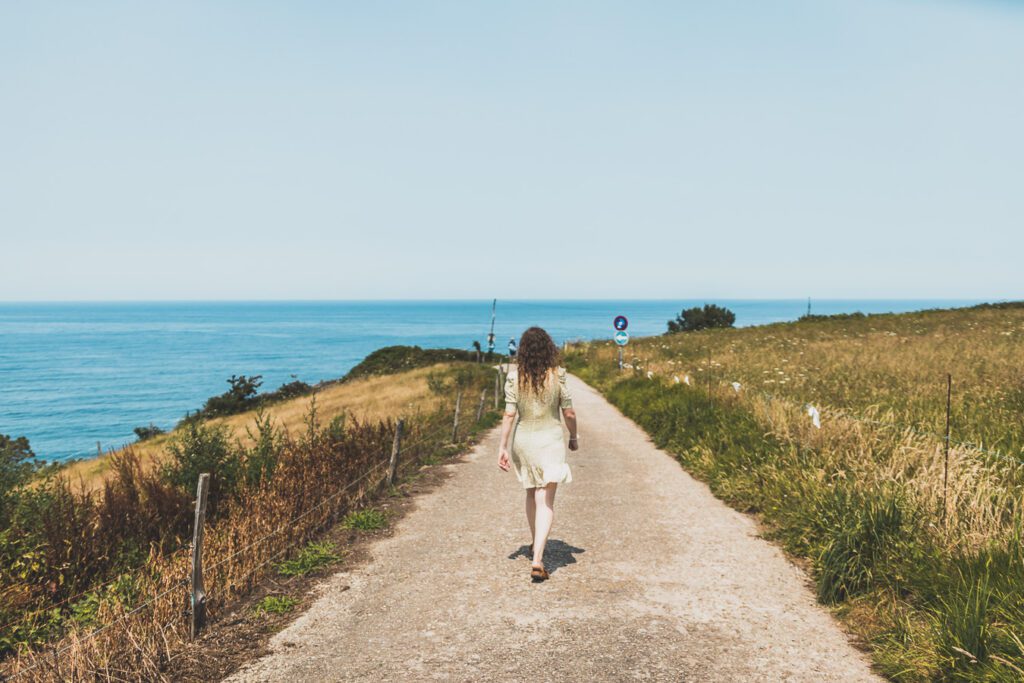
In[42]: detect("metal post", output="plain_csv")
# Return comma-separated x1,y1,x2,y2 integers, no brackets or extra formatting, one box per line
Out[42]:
617,346,623,371
476,389,487,422
451,390,462,442
707,349,713,404
387,419,404,487
942,373,952,524
190,473,211,639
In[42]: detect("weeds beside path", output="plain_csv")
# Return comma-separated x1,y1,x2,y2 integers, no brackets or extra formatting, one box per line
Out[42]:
228,375,880,682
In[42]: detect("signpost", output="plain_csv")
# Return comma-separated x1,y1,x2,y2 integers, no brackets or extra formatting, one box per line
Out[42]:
613,316,629,370
486,299,496,357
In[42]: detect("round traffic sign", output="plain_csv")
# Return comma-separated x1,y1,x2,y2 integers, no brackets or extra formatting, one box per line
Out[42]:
614,315,628,331
614,330,629,346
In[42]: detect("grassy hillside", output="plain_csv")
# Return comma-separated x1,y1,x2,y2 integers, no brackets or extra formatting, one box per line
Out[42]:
2,355,502,678
58,346,490,492
566,304,1024,681
63,362,458,492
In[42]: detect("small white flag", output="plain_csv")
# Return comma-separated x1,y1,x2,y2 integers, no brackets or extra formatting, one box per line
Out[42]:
647,371,654,379
731,382,742,393
673,375,681,384
805,404,821,429
683,375,691,385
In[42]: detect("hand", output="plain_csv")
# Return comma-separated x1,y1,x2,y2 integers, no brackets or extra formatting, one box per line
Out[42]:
497,448,511,471
568,436,579,451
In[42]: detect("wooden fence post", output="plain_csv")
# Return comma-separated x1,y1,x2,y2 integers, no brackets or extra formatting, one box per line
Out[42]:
190,473,210,639
494,370,501,410
451,390,462,442
475,389,487,422
387,419,404,487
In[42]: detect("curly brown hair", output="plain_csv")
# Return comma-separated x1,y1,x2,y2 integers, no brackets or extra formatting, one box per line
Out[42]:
516,327,561,396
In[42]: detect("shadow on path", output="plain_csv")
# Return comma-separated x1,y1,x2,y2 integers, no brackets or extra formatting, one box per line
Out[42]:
507,539,585,574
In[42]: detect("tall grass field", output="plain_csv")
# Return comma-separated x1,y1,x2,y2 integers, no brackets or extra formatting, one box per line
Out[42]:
0,352,501,681
566,303,1024,681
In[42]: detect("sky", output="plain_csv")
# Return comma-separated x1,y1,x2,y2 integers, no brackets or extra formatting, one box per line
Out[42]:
1,0,1022,301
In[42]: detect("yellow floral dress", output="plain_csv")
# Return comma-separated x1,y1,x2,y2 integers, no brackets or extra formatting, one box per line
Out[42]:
504,366,574,489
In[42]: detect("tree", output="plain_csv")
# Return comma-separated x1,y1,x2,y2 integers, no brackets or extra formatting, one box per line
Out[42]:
667,304,736,333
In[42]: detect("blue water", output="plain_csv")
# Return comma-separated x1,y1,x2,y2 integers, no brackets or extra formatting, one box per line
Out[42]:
0,299,984,462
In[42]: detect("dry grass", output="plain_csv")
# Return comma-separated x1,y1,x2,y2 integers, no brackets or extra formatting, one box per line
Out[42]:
60,364,452,493
1,362,501,681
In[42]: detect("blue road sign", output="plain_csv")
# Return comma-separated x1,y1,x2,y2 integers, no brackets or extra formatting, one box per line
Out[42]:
614,330,629,346
614,315,628,331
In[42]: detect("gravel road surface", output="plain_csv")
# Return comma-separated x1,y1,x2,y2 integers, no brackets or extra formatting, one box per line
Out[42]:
227,374,881,682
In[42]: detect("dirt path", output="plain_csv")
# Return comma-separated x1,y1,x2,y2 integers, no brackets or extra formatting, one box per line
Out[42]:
227,375,881,682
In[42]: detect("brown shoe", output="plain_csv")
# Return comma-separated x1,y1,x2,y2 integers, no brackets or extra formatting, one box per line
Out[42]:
530,565,549,582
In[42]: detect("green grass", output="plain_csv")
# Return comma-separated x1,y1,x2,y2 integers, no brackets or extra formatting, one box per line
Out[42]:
275,541,341,577
254,595,298,615
575,370,1024,681
342,508,389,531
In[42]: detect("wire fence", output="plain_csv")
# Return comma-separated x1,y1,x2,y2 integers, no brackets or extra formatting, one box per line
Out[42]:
630,362,1024,466
3,372,504,682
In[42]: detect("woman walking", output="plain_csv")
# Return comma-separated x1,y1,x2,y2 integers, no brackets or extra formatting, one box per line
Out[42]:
497,327,579,582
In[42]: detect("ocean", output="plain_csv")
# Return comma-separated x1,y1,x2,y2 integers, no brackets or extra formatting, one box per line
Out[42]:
0,299,983,462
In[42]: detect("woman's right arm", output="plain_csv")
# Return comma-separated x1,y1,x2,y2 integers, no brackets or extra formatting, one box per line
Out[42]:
497,410,515,471
498,371,517,471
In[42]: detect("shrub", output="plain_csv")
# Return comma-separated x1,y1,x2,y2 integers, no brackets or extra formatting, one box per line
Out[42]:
266,380,312,402
343,346,477,382
193,374,263,420
133,424,165,442
666,304,736,333
160,422,241,514
242,409,283,486
0,435,38,527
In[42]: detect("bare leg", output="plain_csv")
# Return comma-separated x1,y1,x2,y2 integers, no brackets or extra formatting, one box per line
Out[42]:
525,488,537,548
531,483,557,568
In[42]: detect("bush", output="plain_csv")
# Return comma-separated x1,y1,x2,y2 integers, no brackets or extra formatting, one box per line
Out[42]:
133,424,165,442
0,435,39,528
343,346,478,382
160,422,241,514
667,304,736,333
242,409,283,486
265,380,312,402
194,374,263,420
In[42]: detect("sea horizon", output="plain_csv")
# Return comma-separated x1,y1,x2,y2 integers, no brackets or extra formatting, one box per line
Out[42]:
0,298,996,462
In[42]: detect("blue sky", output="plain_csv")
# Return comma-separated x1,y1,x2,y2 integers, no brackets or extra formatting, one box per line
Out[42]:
1,1,1021,301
